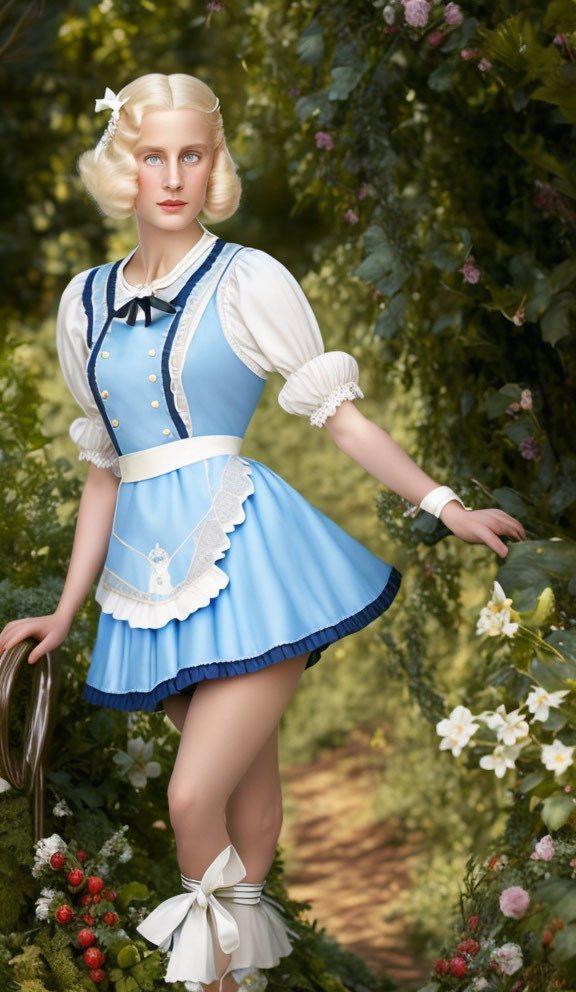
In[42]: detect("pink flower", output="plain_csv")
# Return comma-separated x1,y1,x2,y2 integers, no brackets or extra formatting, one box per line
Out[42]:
428,30,446,46
520,388,532,410
499,885,531,919
478,57,492,71
530,834,555,861
315,131,334,150
403,0,431,27
345,208,359,225
512,306,525,326
460,256,481,284
206,0,223,10
461,48,481,60
357,184,368,200
444,2,463,25
519,437,540,461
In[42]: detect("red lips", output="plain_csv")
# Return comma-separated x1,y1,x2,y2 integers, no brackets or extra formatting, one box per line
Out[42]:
158,200,187,205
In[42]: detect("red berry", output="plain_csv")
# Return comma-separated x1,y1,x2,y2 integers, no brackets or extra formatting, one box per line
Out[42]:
104,911,118,926
87,876,104,894
105,889,117,901
542,927,554,945
77,849,88,862
50,852,66,870
450,956,468,977
467,914,480,930
84,947,105,968
78,928,96,947
68,868,84,886
90,969,106,983
55,905,74,924
80,894,93,906
91,894,103,904
457,939,480,956
83,913,95,926
433,958,450,975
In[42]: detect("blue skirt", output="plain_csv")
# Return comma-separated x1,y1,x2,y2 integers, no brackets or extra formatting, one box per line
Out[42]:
83,458,402,712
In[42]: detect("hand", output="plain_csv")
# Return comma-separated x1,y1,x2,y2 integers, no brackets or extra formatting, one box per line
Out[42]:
0,610,73,665
439,501,527,558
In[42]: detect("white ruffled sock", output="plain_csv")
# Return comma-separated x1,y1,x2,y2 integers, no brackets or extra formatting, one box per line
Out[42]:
135,843,296,989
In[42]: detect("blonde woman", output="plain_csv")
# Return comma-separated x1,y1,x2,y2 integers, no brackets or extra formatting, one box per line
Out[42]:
0,73,526,992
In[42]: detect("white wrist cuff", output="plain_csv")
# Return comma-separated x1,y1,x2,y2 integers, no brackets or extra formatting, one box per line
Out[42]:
418,485,472,518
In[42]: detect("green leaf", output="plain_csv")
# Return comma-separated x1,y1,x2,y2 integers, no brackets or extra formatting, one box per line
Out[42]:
515,769,546,792
521,587,555,627
533,877,576,922
549,923,576,965
541,793,575,830
296,23,324,67
115,881,150,911
117,944,142,968
541,291,576,346
374,293,406,340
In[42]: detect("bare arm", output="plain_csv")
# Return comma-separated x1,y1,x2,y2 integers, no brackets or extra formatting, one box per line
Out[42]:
323,401,526,558
0,462,121,663
55,462,121,623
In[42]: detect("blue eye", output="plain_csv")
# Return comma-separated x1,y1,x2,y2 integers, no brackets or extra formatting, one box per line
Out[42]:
143,152,200,165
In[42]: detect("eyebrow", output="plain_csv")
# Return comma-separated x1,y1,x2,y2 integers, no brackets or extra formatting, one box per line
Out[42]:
136,143,209,153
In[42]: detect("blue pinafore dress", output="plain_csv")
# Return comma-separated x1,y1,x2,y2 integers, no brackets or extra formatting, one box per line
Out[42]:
81,238,402,711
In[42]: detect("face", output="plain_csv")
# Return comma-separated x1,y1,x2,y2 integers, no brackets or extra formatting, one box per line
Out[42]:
131,108,214,229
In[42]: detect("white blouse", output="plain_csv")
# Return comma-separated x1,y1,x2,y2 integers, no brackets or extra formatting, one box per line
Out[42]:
55,223,364,475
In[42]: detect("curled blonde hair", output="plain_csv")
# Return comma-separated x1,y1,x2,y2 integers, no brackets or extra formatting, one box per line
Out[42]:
77,73,241,222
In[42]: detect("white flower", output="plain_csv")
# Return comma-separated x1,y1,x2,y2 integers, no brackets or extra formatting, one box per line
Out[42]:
31,833,68,878
490,941,523,975
541,739,574,777
526,685,570,723
91,825,133,876
35,887,60,920
52,798,73,818
467,978,490,991
483,704,530,746
383,3,396,22
0,777,12,793
476,581,519,638
436,705,480,756
112,736,162,789
479,743,524,778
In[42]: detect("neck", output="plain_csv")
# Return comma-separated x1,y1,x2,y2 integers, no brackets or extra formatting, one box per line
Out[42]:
130,216,206,284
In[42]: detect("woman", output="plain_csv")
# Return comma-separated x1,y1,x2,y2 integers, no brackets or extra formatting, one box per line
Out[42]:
0,73,526,992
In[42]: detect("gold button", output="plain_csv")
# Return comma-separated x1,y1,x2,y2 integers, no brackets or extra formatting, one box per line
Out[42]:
162,428,170,435
149,373,157,382
101,351,110,358
148,348,156,357
101,389,109,399
112,419,119,427
151,400,160,408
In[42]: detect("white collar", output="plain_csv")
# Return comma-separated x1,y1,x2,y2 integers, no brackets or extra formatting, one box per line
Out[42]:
118,222,218,296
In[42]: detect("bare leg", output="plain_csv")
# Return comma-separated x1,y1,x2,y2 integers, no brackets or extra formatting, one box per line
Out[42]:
163,698,283,880
165,653,310,988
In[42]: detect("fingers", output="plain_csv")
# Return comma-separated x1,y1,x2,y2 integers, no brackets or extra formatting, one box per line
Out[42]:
484,509,527,541
476,523,509,558
0,620,38,655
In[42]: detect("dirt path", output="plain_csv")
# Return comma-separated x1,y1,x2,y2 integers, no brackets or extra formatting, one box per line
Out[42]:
279,729,432,992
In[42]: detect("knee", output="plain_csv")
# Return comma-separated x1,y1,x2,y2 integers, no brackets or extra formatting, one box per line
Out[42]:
167,778,225,830
227,795,283,841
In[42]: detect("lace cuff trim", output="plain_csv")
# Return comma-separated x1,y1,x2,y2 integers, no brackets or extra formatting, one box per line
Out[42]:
309,381,365,428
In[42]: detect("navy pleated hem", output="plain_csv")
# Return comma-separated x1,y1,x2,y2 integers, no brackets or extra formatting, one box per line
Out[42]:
83,565,402,712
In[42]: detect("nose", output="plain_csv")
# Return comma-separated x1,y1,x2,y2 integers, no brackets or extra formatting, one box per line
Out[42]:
163,157,184,191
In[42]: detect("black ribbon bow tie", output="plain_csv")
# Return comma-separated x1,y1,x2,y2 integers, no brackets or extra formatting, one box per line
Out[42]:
113,294,177,327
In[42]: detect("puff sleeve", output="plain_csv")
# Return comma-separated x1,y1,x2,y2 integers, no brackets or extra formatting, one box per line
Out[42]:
55,271,121,477
220,248,365,428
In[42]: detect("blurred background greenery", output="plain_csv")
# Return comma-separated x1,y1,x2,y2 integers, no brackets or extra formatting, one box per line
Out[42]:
1,1,575,990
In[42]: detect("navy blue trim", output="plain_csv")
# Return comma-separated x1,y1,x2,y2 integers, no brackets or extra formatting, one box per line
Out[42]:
82,566,402,712
82,268,98,348
161,239,228,436
86,260,123,455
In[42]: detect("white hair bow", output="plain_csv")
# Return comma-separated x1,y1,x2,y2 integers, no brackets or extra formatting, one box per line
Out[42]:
94,87,129,115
